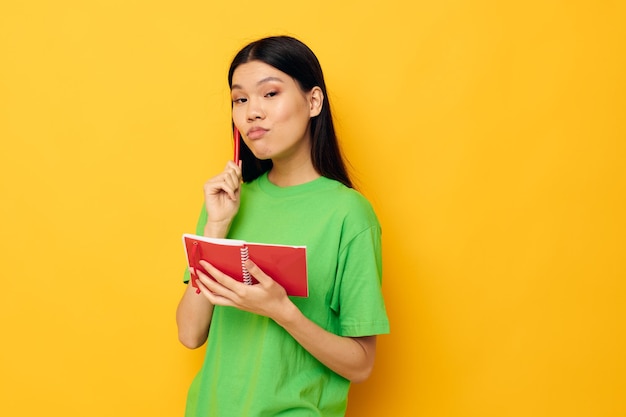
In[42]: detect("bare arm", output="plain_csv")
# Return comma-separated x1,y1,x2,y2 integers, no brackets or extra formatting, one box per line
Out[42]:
176,281,214,348
176,161,242,349
275,300,377,383
195,259,378,382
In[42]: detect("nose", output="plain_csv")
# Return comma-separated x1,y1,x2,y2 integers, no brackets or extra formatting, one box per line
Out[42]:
246,97,265,122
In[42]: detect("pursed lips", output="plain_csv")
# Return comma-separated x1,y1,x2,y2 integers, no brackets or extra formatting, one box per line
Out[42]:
247,127,268,140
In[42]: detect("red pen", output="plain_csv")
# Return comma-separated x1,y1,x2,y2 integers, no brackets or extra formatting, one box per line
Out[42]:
233,127,240,163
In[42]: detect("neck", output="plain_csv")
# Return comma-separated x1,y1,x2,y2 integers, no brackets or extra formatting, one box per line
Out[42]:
267,158,320,187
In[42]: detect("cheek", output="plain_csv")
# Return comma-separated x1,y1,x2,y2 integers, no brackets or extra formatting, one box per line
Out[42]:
270,100,293,123
274,97,309,125
232,108,246,129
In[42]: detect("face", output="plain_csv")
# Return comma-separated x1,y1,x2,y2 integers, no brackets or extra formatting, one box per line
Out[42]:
230,60,322,163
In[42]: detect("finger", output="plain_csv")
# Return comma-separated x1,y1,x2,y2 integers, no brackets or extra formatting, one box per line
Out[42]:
244,259,270,285
205,176,238,201
206,162,241,200
187,266,204,292
225,160,243,178
221,161,242,186
194,268,242,308
196,279,236,307
223,165,242,190
195,267,228,294
220,164,242,199
199,260,244,294
222,175,240,198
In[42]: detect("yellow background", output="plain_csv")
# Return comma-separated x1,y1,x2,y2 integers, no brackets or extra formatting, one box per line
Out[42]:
1,1,624,416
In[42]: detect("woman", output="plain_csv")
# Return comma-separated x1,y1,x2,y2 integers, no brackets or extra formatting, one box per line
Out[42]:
176,35,389,416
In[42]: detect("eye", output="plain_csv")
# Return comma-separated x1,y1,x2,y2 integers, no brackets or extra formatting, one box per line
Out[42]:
265,91,278,98
232,97,247,104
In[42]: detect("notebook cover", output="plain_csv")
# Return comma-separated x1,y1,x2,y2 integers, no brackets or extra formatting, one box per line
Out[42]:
183,234,308,297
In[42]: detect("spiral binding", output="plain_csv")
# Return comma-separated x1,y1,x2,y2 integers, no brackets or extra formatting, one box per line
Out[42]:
240,246,252,285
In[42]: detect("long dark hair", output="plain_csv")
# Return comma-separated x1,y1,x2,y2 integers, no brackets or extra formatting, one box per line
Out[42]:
228,36,353,188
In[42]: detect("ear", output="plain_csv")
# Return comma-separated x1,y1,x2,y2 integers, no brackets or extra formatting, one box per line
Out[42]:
308,86,324,118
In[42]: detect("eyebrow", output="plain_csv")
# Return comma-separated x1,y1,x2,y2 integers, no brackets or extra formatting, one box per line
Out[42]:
231,76,284,90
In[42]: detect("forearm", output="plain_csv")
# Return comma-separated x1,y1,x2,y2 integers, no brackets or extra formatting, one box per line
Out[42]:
176,283,215,349
177,161,240,348
273,301,377,383
192,259,378,381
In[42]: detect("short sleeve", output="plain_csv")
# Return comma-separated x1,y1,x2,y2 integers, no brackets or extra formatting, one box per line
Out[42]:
332,225,390,337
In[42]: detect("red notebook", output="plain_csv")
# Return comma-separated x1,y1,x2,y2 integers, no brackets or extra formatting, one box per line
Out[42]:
182,233,308,297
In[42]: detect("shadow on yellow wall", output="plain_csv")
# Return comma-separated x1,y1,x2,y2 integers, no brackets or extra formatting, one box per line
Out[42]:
0,1,624,416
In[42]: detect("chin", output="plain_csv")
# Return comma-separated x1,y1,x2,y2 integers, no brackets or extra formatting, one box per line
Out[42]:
250,153,271,161
250,148,273,160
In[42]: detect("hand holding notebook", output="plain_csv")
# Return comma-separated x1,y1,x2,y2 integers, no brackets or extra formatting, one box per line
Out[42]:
183,233,308,297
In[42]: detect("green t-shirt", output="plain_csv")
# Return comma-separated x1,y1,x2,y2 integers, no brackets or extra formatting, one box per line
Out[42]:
184,173,390,417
